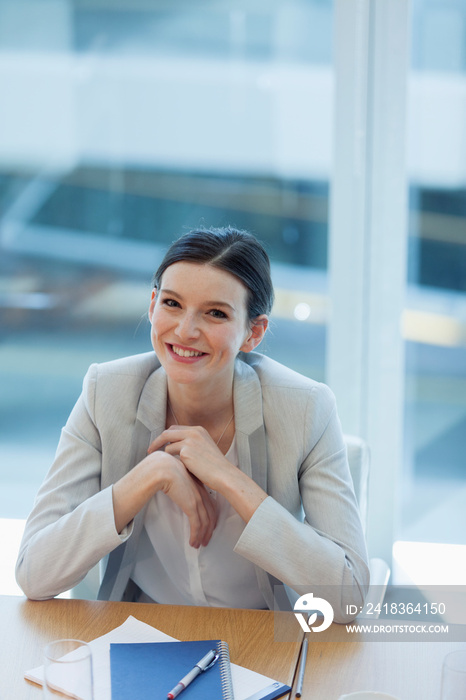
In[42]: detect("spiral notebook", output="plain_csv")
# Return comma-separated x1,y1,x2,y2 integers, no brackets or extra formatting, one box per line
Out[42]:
110,640,232,699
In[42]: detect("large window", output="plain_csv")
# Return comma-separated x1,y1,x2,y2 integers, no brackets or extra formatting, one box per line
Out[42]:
396,0,466,579
0,2,334,528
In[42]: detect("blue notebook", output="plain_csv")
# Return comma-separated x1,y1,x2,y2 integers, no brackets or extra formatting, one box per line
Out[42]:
110,639,233,700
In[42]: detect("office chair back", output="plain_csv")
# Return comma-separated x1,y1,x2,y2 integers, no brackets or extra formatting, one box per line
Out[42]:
344,434,370,533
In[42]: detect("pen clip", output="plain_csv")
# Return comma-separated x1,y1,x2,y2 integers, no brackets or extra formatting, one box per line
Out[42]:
202,650,219,672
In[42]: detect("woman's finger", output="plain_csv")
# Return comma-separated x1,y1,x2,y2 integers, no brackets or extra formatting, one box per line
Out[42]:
188,484,217,548
162,462,216,548
147,425,211,454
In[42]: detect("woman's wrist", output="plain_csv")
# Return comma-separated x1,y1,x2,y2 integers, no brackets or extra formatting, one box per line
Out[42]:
214,464,268,522
112,453,167,533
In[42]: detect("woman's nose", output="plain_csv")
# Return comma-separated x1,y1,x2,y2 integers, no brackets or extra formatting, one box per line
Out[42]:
175,312,200,340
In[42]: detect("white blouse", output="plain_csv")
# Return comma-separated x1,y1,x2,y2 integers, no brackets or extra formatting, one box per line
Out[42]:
131,439,265,608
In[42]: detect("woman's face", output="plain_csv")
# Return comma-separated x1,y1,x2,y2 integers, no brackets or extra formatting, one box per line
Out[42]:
149,262,267,389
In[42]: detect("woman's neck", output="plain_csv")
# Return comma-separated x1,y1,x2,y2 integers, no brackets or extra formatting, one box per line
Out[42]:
166,377,234,428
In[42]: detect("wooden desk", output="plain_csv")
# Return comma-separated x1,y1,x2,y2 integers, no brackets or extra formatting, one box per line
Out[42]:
1,595,301,699
290,622,466,700
5,594,466,700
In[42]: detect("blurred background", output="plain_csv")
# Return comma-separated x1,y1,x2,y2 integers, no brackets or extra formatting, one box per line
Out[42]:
1,0,465,591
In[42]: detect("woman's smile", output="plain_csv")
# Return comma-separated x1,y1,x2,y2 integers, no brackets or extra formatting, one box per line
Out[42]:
168,343,208,362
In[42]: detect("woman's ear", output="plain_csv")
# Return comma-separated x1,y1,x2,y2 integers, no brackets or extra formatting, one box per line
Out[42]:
149,288,157,322
240,315,269,353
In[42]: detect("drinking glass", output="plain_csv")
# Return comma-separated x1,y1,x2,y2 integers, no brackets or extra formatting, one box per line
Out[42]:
44,639,94,699
338,693,400,699
441,650,466,700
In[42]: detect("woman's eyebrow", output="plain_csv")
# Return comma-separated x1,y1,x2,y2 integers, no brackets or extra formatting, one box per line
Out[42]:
204,300,236,312
160,287,182,299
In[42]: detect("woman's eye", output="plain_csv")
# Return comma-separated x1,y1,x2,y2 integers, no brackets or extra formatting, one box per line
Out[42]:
209,309,227,319
163,298,180,308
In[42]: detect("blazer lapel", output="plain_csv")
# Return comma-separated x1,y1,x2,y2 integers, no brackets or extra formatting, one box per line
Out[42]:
99,365,168,601
234,356,283,609
234,358,268,492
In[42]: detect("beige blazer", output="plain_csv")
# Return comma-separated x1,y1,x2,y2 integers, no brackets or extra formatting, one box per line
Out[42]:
16,351,369,621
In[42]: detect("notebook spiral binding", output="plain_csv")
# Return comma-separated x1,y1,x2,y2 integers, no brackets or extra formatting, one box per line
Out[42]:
217,640,234,700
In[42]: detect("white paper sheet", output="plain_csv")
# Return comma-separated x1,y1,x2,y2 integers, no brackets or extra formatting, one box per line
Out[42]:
25,615,289,700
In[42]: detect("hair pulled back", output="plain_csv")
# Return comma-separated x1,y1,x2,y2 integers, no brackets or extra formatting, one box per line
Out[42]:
153,226,274,320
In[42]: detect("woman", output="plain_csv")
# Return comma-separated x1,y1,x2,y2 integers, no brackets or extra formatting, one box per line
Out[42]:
16,226,369,621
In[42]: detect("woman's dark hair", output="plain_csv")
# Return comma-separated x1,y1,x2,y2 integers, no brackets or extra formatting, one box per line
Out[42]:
153,226,274,319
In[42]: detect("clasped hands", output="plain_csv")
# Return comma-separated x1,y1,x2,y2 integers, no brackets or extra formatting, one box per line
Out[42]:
146,425,233,549
114,423,265,545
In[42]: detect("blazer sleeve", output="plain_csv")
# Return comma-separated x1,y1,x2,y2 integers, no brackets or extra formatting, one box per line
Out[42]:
15,365,131,600
233,383,370,623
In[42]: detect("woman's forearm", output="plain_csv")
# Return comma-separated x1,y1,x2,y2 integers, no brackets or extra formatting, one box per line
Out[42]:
214,464,268,523
15,488,124,600
112,456,163,534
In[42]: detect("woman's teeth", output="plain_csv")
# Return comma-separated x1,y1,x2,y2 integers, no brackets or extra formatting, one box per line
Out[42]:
171,345,204,358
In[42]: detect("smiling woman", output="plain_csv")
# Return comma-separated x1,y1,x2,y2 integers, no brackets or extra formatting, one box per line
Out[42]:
149,261,265,394
15,226,369,621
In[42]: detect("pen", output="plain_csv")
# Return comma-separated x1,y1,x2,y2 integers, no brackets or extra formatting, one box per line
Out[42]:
295,637,308,698
167,648,219,699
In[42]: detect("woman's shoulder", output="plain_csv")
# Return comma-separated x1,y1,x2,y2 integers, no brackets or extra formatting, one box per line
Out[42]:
239,351,331,395
89,351,161,380
79,352,163,420
237,352,338,434
82,352,162,404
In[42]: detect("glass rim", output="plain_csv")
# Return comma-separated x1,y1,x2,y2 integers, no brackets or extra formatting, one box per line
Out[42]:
44,639,92,663
443,649,466,672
